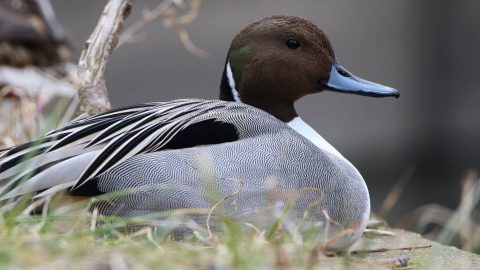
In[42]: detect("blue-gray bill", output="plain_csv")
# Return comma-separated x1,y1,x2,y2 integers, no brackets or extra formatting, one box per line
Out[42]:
321,60,400,98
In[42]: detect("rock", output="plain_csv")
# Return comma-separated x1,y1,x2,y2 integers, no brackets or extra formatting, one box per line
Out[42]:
347,229,480,269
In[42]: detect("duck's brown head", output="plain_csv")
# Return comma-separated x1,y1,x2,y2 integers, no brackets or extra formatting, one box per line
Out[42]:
219,15,399,122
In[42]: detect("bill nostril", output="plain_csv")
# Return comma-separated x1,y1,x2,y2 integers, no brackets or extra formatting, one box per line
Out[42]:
337,68,350,77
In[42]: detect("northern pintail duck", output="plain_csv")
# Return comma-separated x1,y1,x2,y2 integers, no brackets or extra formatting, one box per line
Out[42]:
0,15,398,250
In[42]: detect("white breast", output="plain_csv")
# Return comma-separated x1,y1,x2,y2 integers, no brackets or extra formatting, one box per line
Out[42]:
287,117,343,158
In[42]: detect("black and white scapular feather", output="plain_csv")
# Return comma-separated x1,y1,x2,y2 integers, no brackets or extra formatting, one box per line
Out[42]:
0,99,369,247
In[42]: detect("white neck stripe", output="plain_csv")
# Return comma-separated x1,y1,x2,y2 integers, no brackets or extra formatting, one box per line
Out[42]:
226,62,241,102
287,117,343,158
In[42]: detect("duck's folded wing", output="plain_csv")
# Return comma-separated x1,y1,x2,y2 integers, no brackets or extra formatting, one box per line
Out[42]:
0,99,278,200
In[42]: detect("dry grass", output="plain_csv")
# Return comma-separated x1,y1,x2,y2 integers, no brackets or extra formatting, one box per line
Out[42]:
380,168,480,254
0,199,376,270
1,193,477,269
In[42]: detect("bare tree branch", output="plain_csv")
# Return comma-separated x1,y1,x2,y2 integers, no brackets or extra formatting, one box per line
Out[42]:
77,0,204,115
118,0,206,57
77,0,132,115
117,0,174,48
164,0,206,58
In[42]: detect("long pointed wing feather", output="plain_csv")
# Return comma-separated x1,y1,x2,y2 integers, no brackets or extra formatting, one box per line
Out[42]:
0,104,162,175
0,151,99,200
0,143,104,181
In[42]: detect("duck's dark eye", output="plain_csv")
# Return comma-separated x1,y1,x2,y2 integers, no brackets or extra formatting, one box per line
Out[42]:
286,39,300,50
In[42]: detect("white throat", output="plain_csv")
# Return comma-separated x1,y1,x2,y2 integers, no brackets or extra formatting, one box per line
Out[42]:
226,62,242,102
287,117,343,158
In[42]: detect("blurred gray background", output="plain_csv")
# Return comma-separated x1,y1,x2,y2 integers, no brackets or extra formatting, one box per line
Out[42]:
50,0,480,225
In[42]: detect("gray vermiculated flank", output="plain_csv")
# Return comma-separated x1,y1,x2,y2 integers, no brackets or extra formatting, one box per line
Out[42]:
91,102,369,233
